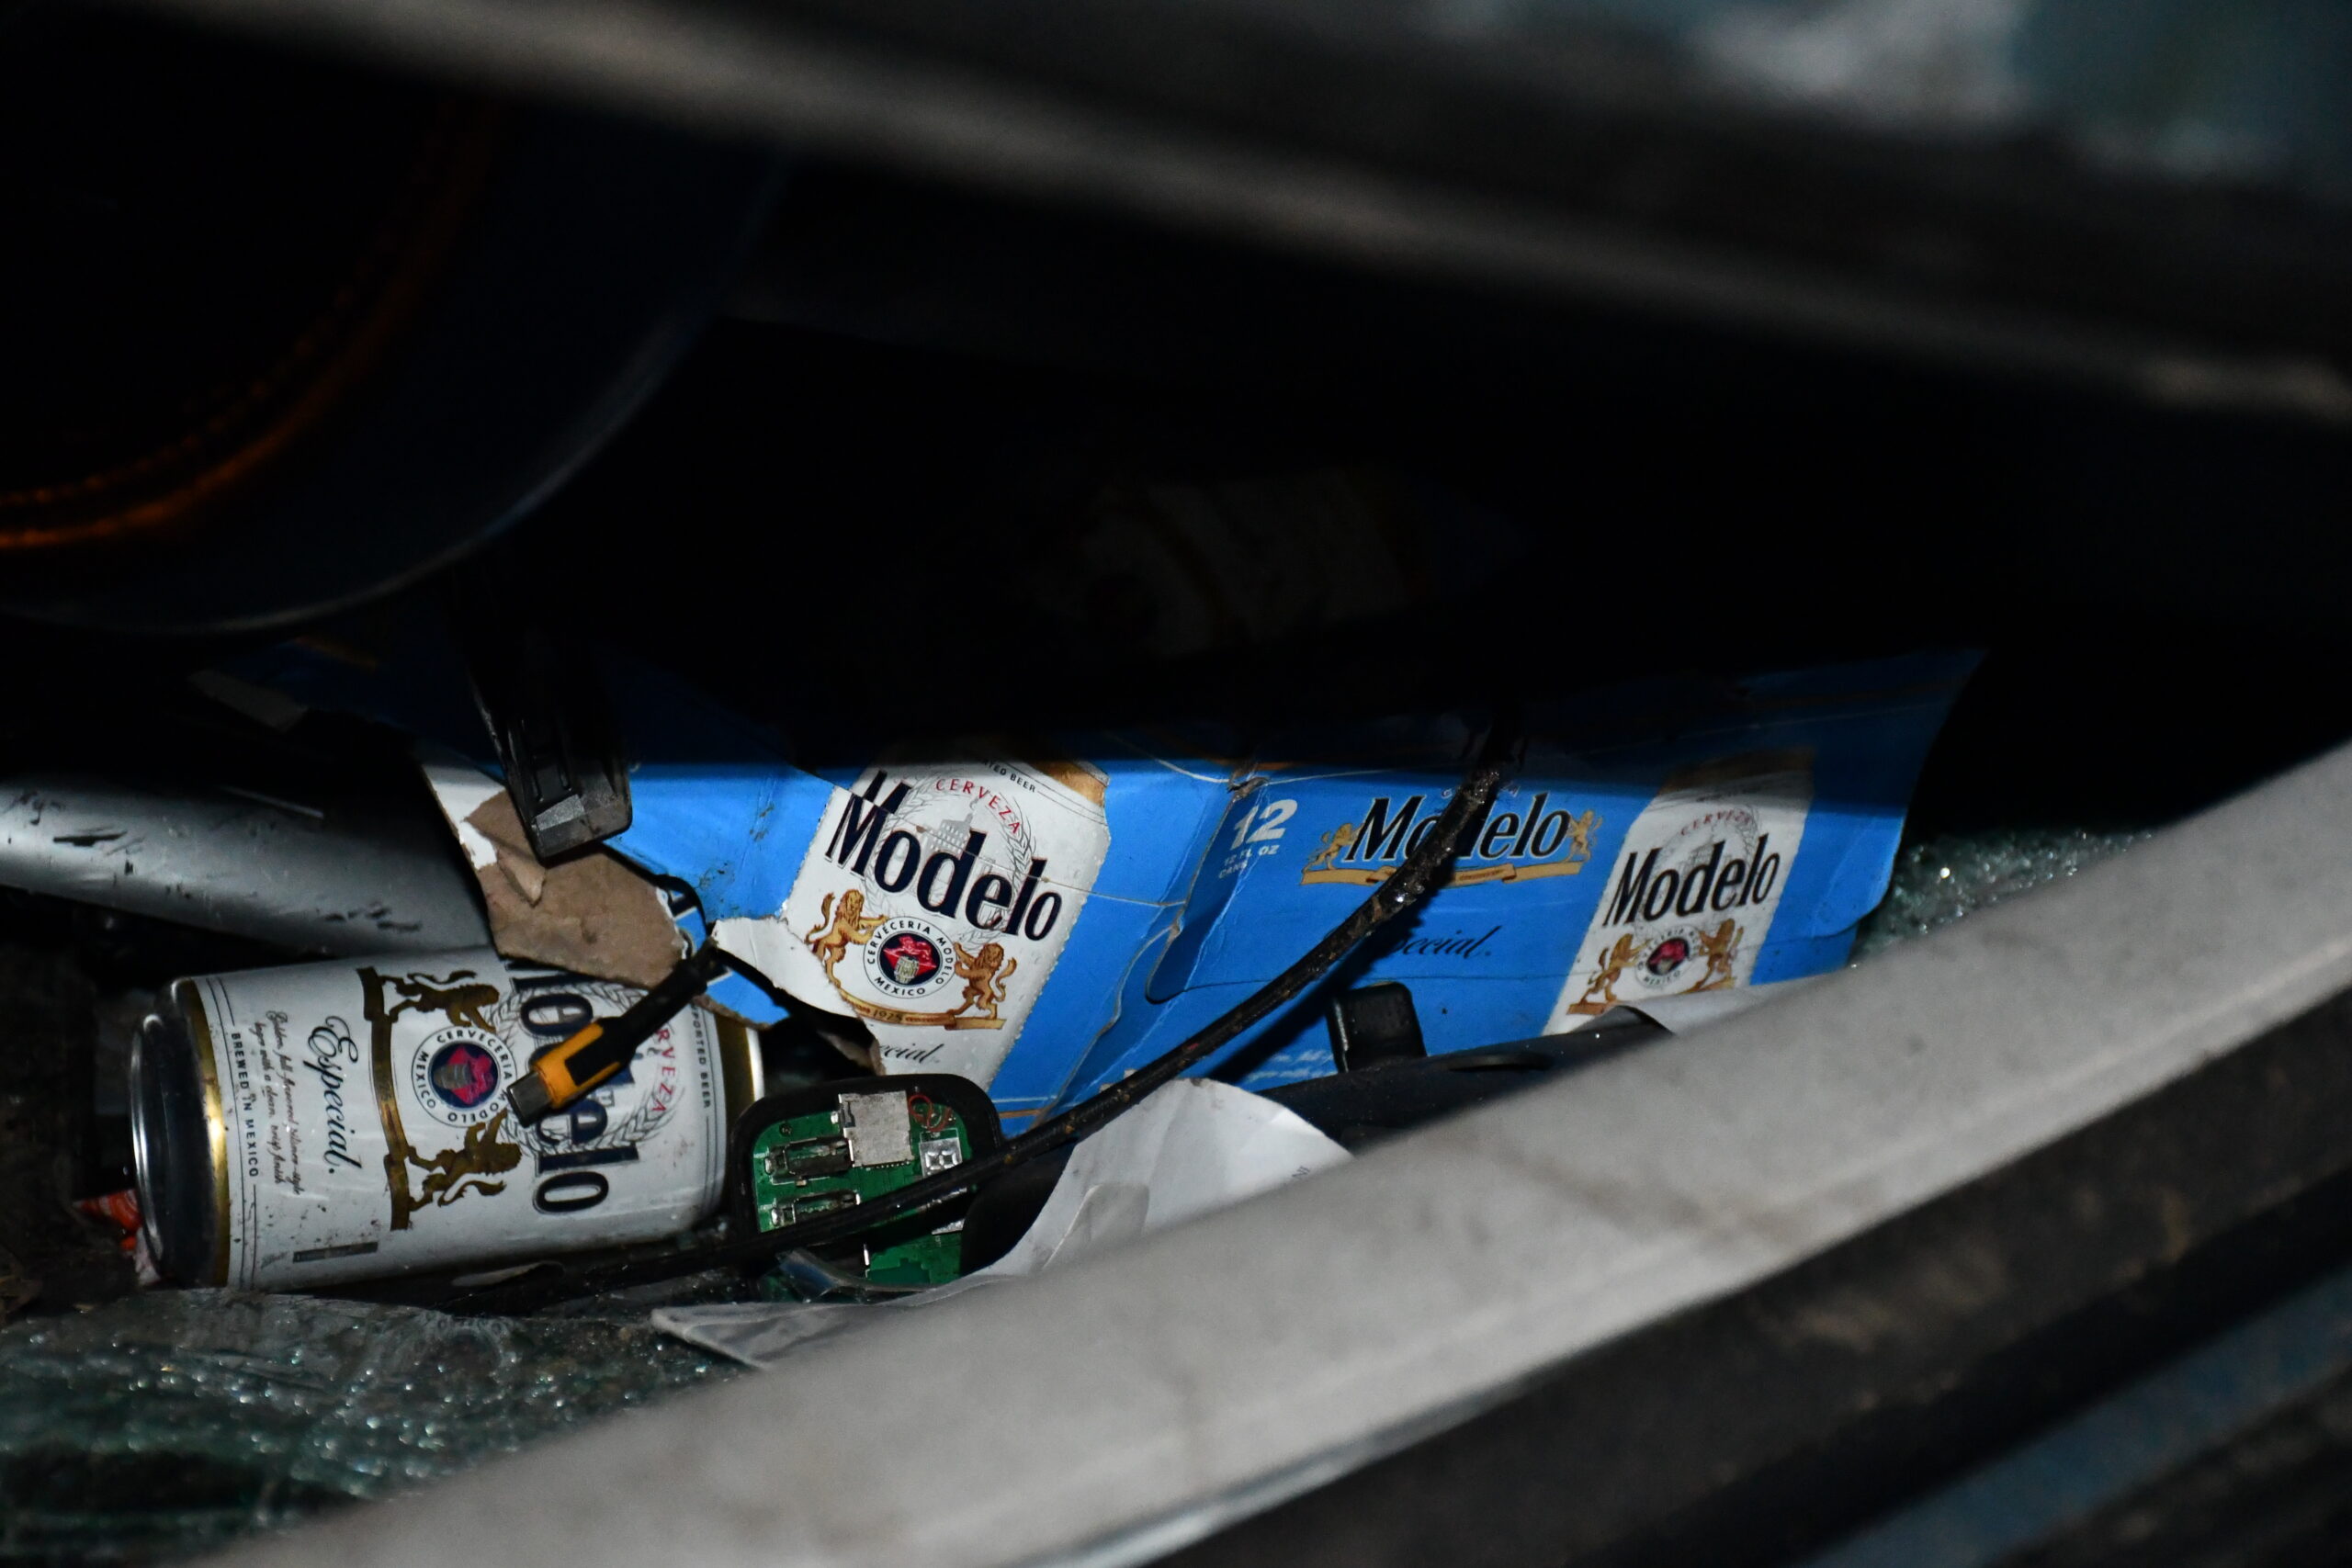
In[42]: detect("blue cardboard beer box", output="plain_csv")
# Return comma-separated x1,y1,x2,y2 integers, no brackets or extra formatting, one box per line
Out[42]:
1057,654,1973,1105
608,650,1973,1125
232,635,1973,1128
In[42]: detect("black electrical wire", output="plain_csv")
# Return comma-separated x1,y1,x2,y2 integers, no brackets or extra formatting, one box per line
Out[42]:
442,721,1517,1315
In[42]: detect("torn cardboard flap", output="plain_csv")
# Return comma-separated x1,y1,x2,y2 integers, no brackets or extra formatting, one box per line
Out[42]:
423,759,687,993
468,791,686,990
468,790,550,907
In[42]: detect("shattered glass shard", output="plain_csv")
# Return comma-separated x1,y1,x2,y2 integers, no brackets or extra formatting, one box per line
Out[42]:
0,1290,735,1562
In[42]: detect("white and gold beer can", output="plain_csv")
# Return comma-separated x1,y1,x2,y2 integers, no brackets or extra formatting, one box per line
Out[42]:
128,948,762,1289
720,750,1113,1087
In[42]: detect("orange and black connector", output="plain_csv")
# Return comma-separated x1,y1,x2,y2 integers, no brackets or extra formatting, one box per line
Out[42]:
507,944,732,1124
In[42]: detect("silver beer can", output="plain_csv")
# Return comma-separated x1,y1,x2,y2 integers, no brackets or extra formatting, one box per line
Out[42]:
129,948,762,1289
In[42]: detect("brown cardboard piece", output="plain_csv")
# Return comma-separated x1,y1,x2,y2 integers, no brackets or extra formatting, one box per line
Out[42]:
464,790,686,991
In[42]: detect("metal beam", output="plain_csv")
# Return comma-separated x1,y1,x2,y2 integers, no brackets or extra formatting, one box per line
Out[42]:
119,0,2352,423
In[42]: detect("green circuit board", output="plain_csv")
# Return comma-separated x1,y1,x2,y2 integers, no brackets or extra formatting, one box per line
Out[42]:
747,1086,973,1287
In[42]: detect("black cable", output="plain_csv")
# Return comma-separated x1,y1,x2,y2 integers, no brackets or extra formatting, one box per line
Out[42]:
443,722,1516,1315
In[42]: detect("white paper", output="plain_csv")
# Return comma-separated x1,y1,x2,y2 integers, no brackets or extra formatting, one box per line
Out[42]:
980,1077,1350,1277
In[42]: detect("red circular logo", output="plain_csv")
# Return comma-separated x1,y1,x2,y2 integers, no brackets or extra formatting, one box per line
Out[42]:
879,931,943,987
427,1039,501,1109
1645,937,1690,977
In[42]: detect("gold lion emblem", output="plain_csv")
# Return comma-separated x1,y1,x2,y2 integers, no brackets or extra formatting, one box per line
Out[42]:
381,970,503,1033
1562,809,1600,862
805,889,888,977
408,1110,525,1211
1573,933,1645,1013
951,941,1017,1022
1692,919,1743,991
1302,822,1357,874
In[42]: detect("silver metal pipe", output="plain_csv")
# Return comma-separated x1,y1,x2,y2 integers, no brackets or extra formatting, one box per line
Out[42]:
0,774,488,955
